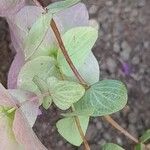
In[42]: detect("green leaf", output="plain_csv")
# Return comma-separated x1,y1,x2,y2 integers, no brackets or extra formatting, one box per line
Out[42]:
42,97,52,110
33,76,52,109
47,77,85,110
135,143,145,150
102,143,124,150
61,108,94,117
140,129,150,143
56,116,89,146
75,52,100,85
18,56,56,93
75,80,128,116
57,26,98,77
47,0,81,14
24,12,52,60
0,109,18,146
65,52,100,85
33,76,49,93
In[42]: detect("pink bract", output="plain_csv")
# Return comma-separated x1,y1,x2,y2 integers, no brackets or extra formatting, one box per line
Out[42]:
0,84,47,149
7,51,25,89
0,0,26,17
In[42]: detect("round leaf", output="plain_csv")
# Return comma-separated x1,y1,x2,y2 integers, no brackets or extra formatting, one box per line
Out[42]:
56,116,89,146
47,77,85,110
66,52,100,85
24,12,52,60
17,56,56,93
57,26,98,77
75,80,128,116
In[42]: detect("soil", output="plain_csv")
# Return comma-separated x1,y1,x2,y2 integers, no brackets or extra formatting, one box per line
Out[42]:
0,0,150,150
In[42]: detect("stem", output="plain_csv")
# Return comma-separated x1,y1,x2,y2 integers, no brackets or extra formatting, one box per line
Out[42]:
72,106,90,150
34,0,138,147
104,115,139,144
50,18,90,150
50,19,87,85
33,0,44,9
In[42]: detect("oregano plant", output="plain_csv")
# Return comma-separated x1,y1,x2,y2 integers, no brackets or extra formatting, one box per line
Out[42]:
0,0,149,149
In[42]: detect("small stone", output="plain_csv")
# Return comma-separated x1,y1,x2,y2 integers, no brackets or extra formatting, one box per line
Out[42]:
141,83,149,94
96,121,102,129
128,112,137,124
89,19,99,30
131,9,138,17
58,140,63,146
124,7,131,13
120,51,130,61
137,0,146,7
132,56,140,65
103,133,111,140
105,1,113,6
128,124,138,138
106,57,117,73
122,41,131,51
130,73,142,81
98,139,106,145
144,41,149,49
89,5,98,14
116,137,123,145
98,11,109,22
121,41,131,61
90,144,100,150
138,14,146,25
113,42,120,53
86,124,97,140
130,9,138,22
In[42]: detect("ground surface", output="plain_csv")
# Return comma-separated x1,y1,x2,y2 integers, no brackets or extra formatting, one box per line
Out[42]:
0,0,150,149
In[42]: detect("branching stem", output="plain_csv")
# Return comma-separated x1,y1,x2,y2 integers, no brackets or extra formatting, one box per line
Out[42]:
33,0,139,147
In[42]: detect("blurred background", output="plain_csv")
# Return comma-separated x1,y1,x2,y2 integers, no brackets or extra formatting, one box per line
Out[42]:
0,0,150,149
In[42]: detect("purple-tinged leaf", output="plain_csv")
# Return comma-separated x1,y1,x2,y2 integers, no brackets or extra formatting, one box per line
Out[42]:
7,51,25,89
13,109,47,150
0,0,25,17
7,6,43,53
0,84,17,107
56,3,89,32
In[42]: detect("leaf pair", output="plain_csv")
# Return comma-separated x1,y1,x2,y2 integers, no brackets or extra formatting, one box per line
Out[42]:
18,56,56,93
25,25,99,85
24,0,87,61
57,26,99,85
34,77,85,110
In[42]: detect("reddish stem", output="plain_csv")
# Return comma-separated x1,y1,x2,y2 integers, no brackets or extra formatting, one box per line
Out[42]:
50,19,87,85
